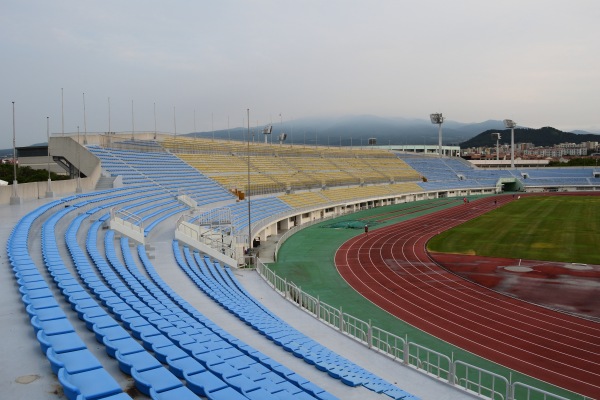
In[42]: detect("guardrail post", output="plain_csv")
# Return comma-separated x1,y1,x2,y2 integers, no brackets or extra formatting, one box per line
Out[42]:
316,296,320,320
339,306,344,332
403,335,409,365
367,319,372,349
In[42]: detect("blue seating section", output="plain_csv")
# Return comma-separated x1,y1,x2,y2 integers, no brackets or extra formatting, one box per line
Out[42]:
516,168,598,187
402,156,600,190
191,196,293,235
7,197,133,400
402,157,511,190
88,146,236,206
8,164,415,398
120,237,338,399
173,242,419,400
7,182,360,399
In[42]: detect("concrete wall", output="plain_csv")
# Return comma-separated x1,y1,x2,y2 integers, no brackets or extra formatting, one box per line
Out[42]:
50,136,101,178
0,137,101,205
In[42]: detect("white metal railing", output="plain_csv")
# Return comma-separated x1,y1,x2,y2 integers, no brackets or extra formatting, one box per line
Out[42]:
407,342,452,382
454,360,509,400
175,216,237,260
109,207,145,244
512,382,572,400
255,259,590,400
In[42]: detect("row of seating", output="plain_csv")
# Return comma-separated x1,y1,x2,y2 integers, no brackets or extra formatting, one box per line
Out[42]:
227,197,292,234
125,235,336,399
166,138,421,192
7,193,134,400
55,183,343,399
50,185,256,398
59,187,257,399
162,137,397,159
173,243,419,400
88,146,236,207
402,156,600,189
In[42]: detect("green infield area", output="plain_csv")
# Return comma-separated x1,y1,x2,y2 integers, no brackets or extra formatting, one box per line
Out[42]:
427,195,600,265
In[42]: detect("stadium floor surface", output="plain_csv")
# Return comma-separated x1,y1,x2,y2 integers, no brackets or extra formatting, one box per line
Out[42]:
430,252,600,320
335,194,600,399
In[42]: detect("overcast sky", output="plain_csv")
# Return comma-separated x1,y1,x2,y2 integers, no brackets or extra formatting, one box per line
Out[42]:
2,0,599,147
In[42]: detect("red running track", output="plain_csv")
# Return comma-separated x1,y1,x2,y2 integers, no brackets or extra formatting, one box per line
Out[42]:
335,194,600,399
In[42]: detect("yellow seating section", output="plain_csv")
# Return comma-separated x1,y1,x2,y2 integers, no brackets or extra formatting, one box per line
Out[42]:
162,137,421,194
279,191,328,208
279,182,423,207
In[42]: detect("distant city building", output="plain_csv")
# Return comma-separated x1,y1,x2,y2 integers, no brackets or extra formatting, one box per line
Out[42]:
524,145,587,157
463,141,598,162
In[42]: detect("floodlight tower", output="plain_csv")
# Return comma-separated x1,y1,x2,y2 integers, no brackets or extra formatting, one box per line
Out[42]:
503,119,517,168
491,132,501,162
263,125,272,144
430,113,444,157
278,133,287,146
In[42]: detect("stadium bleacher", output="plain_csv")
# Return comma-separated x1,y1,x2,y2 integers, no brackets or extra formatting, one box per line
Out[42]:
6,135,600,399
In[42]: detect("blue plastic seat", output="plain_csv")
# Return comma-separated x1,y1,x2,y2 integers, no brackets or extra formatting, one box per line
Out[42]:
47,348,102,375
131,366,184,396
58,367,123,400
37,330,86,355
115,349,162,375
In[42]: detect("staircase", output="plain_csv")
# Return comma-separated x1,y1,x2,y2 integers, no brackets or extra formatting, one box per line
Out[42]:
95,176,115,190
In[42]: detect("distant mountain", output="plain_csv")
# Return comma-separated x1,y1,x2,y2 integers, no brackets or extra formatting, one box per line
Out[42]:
185,115,506,146
572,129,600,135
460,126,600,148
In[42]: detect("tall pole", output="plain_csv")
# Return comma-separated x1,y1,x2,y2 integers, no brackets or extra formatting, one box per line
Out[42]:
108,97,111,133
10,101,21,204
46,116,54,198
153,102,157,140
46,117,51,180
212,112,214,141
511,126,515,168
430,113,444,157
83,92,88,145
12,102,17,184
76,126,82,193
173,106,177,137
61,88,65,136
247,108,252,254
131,100,135,141
504,119,517,169
438,123,443,157
497,138,500,161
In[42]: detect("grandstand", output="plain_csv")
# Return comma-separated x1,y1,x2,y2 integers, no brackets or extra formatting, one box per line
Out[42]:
3,132,600,400
163,137,421,195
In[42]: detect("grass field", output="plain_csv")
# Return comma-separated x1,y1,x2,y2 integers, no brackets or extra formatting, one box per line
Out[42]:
427,195,600,265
